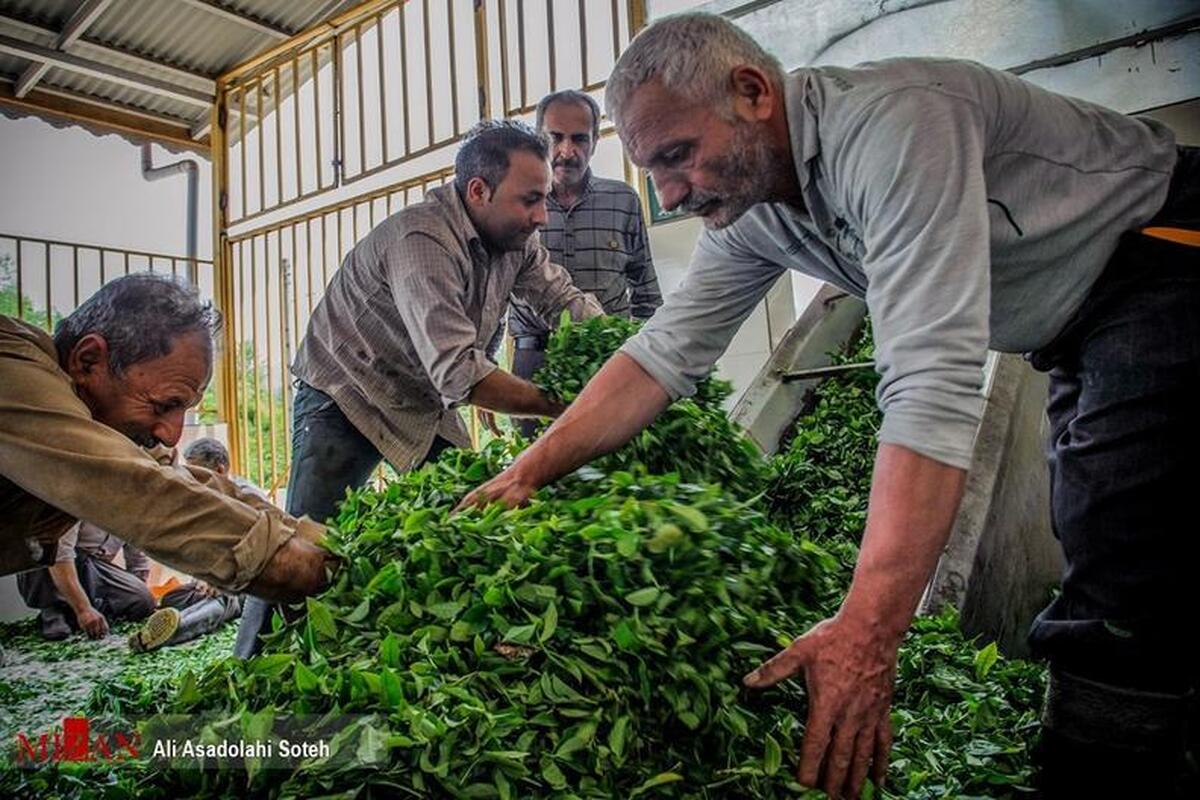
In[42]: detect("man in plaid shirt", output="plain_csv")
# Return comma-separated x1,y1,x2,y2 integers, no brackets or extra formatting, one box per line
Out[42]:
504,90,662,437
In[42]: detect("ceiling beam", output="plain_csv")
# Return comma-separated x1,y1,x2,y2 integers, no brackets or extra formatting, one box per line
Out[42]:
15,0,114,98
0,80,209,155
0,13,216,93
0,32,213,107
176,0,293,40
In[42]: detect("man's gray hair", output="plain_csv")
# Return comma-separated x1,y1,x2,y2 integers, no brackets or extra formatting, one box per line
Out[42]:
453,119,550,193
183,436,230,471
536,89,601,141
605,12,784,125
54,272,222,374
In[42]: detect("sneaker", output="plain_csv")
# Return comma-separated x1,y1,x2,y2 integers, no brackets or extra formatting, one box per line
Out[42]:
128,607,181,653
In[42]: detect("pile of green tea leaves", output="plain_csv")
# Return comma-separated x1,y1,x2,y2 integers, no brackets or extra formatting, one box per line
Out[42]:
178,447,850,799
534,314,768,494
1,316,1046,799
764,324,1045,798
765,325,879,543
0,618,235,746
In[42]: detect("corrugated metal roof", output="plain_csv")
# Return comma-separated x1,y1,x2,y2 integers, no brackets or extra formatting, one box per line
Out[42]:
1,0,78,28
0,0,362,148
41,64,200,121
86,0,281,75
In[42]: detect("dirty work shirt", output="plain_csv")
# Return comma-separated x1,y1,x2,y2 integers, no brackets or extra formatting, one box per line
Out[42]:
508,171,661,336
56,521,151,582
622,57,1176,469
292,183,604,472
0,314,323,586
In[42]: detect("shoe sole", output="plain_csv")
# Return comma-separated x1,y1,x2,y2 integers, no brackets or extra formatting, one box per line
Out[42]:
128,607,181,653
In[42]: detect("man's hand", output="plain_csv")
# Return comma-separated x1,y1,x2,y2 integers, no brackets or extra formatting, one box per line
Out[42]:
742,443,966,797
76,605,110,639
744,615,898,799
246,536,334,603
457,354,671,513
468,370,564,419
456,468,539,512
194,580,221,598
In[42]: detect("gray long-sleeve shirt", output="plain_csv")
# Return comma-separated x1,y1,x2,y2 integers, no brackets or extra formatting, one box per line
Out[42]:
622,57,1176,470
293,184,603,471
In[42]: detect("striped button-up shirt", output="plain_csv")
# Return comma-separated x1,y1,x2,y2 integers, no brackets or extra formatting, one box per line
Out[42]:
56,521,151,581
509,173,661,337
292,184,604,471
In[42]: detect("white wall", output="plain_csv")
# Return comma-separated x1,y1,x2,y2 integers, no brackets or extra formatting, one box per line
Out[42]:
0,115,213,258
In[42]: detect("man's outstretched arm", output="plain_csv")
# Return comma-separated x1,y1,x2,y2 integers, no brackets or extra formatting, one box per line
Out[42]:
460,353,670,508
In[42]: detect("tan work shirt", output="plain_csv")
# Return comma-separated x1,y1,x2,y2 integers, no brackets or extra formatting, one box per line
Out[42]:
292,184,604,472
0,315,322,590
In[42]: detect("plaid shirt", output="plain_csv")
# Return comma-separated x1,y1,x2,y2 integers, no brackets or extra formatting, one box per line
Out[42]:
508,173,661,337
292,184,603,471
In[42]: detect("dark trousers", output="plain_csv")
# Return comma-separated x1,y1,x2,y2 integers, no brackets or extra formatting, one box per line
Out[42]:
17,555,155,635
1027,146,1199,797
160,582,242,619
511,339,547,439
234,382,452,657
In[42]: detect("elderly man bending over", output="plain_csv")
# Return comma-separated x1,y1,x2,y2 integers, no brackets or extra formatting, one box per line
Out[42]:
0,273,331,605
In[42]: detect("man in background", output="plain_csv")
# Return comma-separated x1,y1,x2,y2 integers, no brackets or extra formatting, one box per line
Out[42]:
17,520,154,641
504,90,661,437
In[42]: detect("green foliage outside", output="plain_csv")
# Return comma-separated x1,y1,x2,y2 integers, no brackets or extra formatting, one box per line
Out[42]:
0,254,64,333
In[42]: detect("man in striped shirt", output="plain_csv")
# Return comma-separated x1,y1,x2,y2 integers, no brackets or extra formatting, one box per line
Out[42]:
504,90,662,437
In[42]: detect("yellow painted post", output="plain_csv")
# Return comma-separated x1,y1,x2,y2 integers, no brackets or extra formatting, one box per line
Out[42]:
210,85,242,475
627,0,646,37
473,0,491,121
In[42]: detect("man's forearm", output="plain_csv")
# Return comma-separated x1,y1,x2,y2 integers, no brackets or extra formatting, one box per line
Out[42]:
48,561,94,615
839,442,968,640
468,369,562,417
509,353,671,488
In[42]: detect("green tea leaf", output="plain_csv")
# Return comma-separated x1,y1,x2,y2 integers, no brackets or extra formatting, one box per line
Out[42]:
624,587,660,607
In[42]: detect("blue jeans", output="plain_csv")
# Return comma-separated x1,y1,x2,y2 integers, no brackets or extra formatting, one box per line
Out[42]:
234,382,452,658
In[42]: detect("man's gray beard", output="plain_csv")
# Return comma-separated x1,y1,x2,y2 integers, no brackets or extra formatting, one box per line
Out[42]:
681,122,779,229
706,122,778,228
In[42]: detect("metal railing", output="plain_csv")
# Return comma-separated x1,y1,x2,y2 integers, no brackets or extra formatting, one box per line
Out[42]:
217,0,642,225
210,0,648,481
0,233,214,330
